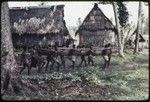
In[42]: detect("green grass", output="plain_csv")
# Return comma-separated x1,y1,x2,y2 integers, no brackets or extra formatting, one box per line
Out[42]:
2,49,149,100
75,49,149,100
81,49,149,100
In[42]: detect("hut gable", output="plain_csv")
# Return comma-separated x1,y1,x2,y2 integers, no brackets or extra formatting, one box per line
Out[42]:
126,29,148,49
129,29,146,42
76,3,116,47
9,5,69,35
78,3,115,32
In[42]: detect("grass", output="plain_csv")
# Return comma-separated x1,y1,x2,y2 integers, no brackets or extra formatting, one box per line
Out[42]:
2,49,149,100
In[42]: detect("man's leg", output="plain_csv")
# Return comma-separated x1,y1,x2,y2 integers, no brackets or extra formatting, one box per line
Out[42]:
90,58,94,66
56,59,61,71
27,65,31,75
108,55,111,68
102,56,107,69
45,60,50,72
72,56,76,69
88,57,90,65
79,57,84,66
83,57,87,66
50,61,54,72
62,59,65,69
72,61,75,69
41,61,46,69
20,63,26,74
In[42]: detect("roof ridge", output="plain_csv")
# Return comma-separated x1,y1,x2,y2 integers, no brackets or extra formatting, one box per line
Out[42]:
9,5,64,9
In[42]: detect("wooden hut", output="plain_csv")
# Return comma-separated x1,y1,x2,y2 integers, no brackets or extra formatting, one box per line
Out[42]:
75,3,116,47
9,5,71,48
127,29,147,50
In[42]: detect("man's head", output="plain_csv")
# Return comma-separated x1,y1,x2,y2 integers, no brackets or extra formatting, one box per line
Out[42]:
104,43,111,48
54,45,58,51
89,46,92,50
55,41,59,47
73,44,76,48
23,46,27,51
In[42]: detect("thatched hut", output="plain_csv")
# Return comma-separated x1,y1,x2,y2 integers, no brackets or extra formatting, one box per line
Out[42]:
75,3,116,47
127,29,148,49
9,5,71,48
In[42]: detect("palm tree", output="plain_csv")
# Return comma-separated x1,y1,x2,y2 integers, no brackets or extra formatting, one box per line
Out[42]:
112,2,124,57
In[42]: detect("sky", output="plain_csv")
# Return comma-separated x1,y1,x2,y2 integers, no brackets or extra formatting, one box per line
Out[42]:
8,1,149,28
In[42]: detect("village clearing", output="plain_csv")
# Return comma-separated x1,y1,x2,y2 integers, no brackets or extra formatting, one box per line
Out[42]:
2,49,149,100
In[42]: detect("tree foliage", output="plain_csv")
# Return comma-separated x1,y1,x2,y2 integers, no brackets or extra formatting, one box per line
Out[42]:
98,1,111,4
38,2,51,6
76,17,82,27
117,2,129,27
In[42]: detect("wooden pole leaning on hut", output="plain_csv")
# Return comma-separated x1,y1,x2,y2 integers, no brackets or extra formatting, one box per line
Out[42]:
64,46,118,55
37,45,118,70
40,46,118,56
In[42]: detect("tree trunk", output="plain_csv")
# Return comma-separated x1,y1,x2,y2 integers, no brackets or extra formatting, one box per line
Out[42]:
120,29,125,54
1,2,22,94
134,2,142,54
112,2,124,57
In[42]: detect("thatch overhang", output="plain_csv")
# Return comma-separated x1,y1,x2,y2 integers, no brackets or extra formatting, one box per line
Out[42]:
75,3,116,36
9,5,69,36
130,29,146,42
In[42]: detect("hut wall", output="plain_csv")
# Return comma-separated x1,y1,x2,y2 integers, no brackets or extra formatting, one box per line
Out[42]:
12,33,65,48
80,30,115,47
47,33,64,45
12,34,43,47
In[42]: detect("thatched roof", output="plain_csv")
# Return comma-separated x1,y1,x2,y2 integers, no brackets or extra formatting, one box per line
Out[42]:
129,29,145,42
76,3,115,35
142,35,149,41
9,5,69,36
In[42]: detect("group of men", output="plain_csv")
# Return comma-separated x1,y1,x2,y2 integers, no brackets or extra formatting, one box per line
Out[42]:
19,42,112,75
